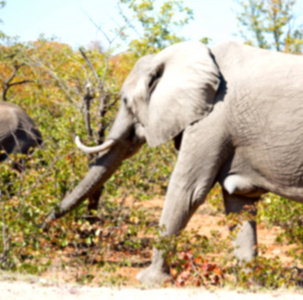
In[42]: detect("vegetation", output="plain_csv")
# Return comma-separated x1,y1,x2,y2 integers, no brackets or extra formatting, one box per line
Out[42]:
236,0,303,53
118,0,194,55
0,0,302,289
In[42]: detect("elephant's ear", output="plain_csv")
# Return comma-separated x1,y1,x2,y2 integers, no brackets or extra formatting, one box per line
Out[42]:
145,41,220,147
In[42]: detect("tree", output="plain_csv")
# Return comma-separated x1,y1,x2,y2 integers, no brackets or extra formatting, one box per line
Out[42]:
0,35,37,101
118,0,194,56
236,0,303,53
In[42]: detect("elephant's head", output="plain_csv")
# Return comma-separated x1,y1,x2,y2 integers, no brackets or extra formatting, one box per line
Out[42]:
119,40,220,148
43,41,221,225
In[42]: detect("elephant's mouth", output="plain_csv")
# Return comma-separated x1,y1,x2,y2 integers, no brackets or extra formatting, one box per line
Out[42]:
173,131,183,151
124,123,146,158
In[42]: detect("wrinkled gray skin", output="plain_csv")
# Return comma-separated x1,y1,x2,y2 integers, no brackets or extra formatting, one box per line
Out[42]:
0,101,43,163
45,41,303,285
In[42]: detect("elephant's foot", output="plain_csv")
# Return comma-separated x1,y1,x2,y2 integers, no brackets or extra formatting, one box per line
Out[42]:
136,265,172,286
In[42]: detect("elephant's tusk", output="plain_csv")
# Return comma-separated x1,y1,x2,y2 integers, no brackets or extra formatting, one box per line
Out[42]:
75,136,117,154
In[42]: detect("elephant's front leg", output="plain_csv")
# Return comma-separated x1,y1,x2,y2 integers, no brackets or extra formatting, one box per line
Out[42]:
136,176,204,285
137,115,231,285
223,190,258,262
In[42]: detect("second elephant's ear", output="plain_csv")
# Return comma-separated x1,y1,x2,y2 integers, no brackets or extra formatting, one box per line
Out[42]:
145,41,220,147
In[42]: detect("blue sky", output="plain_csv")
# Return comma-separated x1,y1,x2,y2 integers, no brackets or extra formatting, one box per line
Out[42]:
1,0,243,50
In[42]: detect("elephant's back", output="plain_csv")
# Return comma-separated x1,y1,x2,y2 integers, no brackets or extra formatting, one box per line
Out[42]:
0,102,20,139
0,101,42,157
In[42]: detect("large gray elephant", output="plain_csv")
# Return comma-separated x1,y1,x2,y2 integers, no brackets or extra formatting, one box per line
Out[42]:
43,40,303,284
0,101,43,163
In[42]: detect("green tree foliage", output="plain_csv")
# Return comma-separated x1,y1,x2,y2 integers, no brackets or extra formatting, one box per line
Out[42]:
118,0,194,55
236,0,303,53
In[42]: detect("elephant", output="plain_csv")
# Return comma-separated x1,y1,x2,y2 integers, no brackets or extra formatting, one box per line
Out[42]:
0,101,43,164
43,40,303,285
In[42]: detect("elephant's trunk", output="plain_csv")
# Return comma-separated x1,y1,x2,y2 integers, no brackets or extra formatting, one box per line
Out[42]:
41,103,146,230
41,139,131,229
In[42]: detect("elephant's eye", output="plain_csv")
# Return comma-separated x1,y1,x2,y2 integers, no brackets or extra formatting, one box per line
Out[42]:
122,97,128,105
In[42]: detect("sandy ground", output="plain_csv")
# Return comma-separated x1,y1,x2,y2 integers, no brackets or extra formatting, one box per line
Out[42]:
1,197,303,299
1,279,303,300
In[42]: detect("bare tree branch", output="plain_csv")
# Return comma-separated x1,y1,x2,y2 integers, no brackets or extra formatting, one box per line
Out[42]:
2,63,34,101
79,48,102,88
79,48,111,144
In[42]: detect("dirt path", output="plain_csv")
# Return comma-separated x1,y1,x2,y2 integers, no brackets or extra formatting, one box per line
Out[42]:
1,279,303,300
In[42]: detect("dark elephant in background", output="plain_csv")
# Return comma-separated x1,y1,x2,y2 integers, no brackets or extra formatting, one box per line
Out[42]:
43,40,303,284
0,101,43,163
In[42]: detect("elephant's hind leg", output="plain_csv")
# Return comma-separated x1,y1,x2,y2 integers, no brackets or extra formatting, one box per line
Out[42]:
223,190,259,262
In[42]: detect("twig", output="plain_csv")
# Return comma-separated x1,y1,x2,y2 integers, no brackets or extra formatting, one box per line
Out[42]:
83,82,94,140
79,48,102,88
